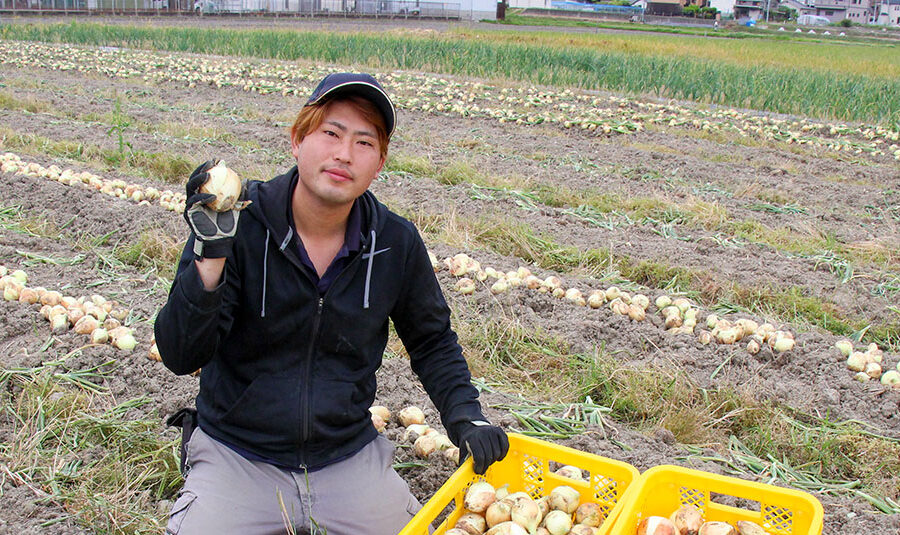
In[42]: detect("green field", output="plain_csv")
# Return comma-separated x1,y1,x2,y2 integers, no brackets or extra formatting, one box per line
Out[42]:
2,22,899,126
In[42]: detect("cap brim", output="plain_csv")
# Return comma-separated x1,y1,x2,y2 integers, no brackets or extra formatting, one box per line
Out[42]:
307,81,396,138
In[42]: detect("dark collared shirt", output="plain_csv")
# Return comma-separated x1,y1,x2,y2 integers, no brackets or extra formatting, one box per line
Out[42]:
292,197,363,296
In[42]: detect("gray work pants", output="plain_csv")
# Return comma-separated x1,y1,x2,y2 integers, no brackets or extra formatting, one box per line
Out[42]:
166,427,424,535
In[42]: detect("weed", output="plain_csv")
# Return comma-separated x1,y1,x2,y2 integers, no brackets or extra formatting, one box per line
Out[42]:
115,229,183,280
385,152,435,177
0,356,181,534
105,91,133,159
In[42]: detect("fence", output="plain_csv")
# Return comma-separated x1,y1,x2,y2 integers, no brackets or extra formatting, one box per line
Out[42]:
0,0,460,17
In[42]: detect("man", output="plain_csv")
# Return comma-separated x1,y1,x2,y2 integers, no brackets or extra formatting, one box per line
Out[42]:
155,73,509,535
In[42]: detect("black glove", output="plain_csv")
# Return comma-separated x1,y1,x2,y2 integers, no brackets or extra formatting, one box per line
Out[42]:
456,421,509,475
184,159,244,259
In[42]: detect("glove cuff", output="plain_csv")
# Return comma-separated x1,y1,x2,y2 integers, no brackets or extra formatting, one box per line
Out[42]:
193,237,234,259
451,419,492,446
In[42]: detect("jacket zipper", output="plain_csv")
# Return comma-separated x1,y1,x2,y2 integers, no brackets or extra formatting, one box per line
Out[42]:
299,296,324,467
294,238,368,468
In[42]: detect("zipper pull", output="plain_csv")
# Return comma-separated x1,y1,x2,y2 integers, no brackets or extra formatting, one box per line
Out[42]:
317,297,324,314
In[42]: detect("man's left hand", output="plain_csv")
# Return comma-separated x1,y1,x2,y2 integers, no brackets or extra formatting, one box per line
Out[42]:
457,421,509,475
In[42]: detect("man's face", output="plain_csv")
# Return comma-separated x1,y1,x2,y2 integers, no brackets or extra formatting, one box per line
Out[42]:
291,99,386,209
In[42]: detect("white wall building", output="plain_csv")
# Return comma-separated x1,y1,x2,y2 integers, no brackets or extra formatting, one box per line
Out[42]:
709,0,732,14
508,0,549,8
874,0,900,24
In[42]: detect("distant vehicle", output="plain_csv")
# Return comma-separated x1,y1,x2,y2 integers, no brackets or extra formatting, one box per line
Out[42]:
796,14,830,25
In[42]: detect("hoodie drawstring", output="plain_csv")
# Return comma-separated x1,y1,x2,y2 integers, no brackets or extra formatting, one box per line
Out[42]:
262,227,293,318
261,229,270,318
363,229,376,309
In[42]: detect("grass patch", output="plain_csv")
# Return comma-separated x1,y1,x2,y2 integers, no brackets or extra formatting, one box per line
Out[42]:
385,152,437,177
115,229,183,280
0,89,55,114
0,355,181,534
453,307,575,400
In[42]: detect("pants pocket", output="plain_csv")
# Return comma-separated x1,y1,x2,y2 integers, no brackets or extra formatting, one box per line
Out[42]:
166,490,197,535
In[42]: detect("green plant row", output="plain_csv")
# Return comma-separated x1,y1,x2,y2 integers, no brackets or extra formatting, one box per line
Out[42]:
2,22,900,126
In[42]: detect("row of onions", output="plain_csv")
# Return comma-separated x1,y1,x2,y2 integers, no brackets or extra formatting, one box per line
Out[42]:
1,152,186,213
0,264,137,351
1,41,898,160
434,253,797,357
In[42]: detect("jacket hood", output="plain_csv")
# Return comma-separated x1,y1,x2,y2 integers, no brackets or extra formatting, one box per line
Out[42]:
244,166,389,313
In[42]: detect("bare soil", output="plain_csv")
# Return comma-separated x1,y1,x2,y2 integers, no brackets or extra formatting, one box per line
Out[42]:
1,39,899,534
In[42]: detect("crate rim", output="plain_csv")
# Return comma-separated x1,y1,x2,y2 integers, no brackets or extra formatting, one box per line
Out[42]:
610,463,825,535
399,432,641,535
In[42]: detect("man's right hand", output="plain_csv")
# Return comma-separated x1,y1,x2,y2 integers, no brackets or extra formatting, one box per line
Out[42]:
184,160,243,259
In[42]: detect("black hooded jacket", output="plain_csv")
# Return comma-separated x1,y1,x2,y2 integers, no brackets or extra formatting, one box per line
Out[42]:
154,166,486,469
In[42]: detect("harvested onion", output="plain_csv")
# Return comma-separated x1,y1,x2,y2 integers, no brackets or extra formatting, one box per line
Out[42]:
201,161,244,212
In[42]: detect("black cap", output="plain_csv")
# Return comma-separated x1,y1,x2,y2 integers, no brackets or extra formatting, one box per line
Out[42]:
306,73,396,138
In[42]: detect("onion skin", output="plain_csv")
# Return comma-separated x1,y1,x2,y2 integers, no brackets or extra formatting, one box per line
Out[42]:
74,315,98,335
554,465,584,481
669,505,703,535
881,370,900,387
535,496,550,518
455,512,487,535
414,435,436,458
399,406,426,427
485,521,528,535
509,493,541,533
486,500,513,527
548,485,580,514
368,405,391,422
370,413,386,432
697,522,737,535
91,328,109,345
200,162,243,212
637,517,677,535
835,340,853,357
113,333,137,352
542,510,572,535
464,482,497,514
574,502,603,527
734,521,766,535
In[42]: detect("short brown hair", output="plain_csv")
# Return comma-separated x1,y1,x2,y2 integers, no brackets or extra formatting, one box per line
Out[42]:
290,95,389,160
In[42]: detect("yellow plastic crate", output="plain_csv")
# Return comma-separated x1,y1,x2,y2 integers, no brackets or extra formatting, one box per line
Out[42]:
607,465,824,535
400,433,640,535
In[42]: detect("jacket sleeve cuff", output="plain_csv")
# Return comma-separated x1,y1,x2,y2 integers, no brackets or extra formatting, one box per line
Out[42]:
177,260,226,311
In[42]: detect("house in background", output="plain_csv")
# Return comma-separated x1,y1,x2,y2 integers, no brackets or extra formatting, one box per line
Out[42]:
732,0,763,19
645,0,681,14
780,0,815,15
874,0,900,24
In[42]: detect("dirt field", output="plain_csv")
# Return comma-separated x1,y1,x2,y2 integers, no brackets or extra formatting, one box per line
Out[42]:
1,28,899,535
